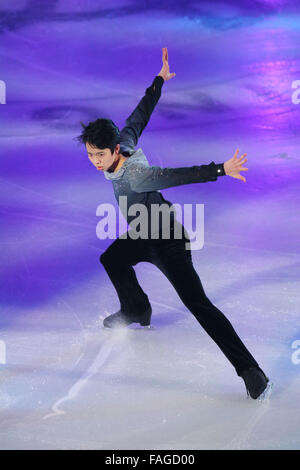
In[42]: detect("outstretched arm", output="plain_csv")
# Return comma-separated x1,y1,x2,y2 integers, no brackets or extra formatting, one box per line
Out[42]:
127,148,248,193
120,47,176,150
127,161,226,193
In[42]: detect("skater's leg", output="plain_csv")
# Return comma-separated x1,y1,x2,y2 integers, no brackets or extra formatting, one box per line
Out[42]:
100,233,151,315
150,228,259,376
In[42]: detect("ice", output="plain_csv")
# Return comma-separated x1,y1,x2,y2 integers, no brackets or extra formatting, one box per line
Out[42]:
0,0,300,450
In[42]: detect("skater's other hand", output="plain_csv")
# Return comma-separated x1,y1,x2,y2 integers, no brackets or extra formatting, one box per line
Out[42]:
157,47,176,82
224,149,248,183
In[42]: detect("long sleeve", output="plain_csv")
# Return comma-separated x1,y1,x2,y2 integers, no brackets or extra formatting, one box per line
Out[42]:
120,75,164,150
127,161,226,193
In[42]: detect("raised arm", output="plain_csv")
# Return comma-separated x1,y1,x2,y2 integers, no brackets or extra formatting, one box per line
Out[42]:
120,47,176,150
120,75,164,150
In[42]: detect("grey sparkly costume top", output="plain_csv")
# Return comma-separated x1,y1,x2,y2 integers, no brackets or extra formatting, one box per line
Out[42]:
104,76,226,236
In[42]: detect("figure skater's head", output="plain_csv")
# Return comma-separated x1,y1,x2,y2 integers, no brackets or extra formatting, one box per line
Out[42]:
76,118,122,172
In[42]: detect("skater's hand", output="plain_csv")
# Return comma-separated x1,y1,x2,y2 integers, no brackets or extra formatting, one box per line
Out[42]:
157,47,176,82
224,149,248,183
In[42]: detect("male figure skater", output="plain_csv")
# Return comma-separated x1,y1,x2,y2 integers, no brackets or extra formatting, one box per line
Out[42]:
77,48,272,400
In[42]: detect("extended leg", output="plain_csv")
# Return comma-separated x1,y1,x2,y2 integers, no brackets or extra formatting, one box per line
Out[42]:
150,236,259,376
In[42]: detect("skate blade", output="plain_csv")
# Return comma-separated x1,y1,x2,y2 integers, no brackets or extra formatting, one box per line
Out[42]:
103,324,154,330
258,381,274,402
103,324,129,330
131,324,154,330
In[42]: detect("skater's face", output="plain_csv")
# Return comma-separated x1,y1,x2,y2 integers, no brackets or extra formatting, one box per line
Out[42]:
86,141,120,171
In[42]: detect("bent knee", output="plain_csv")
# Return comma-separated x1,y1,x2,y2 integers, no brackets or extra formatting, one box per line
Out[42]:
100,249,119,266
100,251,109,265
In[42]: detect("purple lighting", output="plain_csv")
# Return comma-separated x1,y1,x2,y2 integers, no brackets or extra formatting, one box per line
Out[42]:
0,0,299,451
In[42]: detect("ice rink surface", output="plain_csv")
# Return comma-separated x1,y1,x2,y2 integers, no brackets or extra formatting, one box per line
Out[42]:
0,0,300,450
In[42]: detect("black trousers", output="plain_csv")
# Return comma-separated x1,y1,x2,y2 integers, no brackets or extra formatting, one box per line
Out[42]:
100,221,259,377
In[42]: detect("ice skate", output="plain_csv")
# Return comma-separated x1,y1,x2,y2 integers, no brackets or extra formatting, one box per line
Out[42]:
241,366,273,400
103,306,152,329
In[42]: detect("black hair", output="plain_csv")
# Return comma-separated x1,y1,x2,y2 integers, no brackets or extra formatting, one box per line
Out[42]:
76,118,120,154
